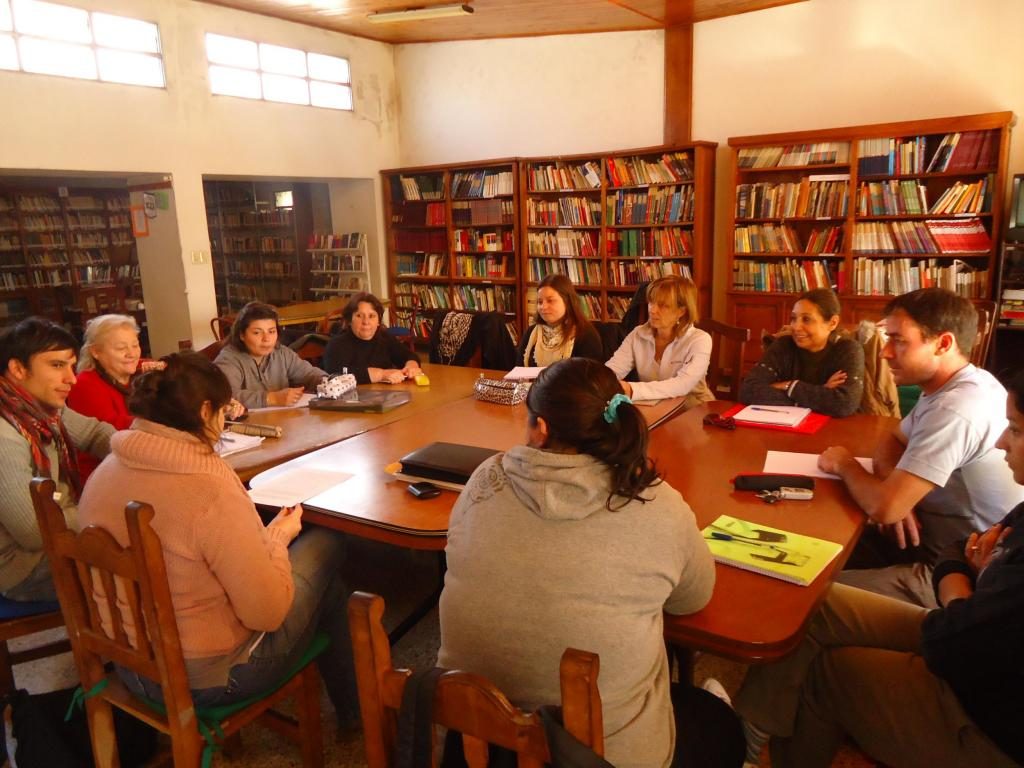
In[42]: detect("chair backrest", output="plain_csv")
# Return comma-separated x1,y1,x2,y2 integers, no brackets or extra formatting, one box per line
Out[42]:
429,311,483,368
349,592,604,768
695,318,750,401
210,315,235,341
29,479,197,734
971,300,996,368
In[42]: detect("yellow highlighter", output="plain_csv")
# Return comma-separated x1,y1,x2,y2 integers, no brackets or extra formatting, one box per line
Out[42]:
414,373,430,386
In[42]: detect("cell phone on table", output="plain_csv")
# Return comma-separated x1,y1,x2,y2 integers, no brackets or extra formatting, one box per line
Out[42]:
407,481,442,499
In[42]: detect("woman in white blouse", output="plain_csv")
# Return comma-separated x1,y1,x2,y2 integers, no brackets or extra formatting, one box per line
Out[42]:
606,275,713,406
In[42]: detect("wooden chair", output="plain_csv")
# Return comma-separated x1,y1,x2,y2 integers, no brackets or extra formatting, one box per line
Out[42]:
197,336,228,361
30,478,324,768
696,318,751,401
971,301,997,368
210,315,235,341
0,601,70,695
349,591,604,768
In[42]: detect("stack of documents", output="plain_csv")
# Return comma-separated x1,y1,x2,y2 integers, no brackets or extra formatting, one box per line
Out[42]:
734,405,811,428
215,431,264,457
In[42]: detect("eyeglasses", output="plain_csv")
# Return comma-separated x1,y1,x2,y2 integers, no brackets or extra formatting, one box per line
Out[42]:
703,414,737,431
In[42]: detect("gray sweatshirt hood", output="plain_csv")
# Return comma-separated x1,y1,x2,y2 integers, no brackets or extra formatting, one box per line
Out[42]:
500,444,612,521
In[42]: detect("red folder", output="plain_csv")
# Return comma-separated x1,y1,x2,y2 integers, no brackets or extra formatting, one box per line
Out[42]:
722,404,831,435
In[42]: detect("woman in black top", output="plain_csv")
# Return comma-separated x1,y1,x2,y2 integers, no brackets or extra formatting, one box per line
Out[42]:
738,288,864,417
323,293,421,384
516,274,603,367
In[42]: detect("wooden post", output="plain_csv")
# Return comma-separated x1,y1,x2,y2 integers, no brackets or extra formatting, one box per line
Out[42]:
664,24,693,146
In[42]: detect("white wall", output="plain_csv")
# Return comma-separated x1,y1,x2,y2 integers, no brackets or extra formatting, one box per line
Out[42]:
394,31,665,165
0,0,401,353
693,0,1024,314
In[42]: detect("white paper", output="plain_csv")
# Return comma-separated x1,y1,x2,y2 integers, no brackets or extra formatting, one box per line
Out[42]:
734,405,812,427
214,431,264,457
504,366,544,381
248,467,353,508
763,450,873,480
249,393,315,412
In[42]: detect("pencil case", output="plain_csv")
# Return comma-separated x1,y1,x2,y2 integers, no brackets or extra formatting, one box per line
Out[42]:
733,474,815,492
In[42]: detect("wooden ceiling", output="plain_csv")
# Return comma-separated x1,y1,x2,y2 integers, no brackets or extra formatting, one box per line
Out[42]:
195,0,807,44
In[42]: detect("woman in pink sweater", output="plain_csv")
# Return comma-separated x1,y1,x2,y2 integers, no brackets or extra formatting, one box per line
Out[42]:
77,353,356,724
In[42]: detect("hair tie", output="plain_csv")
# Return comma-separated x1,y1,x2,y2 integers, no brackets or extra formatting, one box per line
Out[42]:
603,393,632,424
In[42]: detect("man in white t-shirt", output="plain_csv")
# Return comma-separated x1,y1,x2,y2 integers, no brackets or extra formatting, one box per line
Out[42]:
818,288,1024,607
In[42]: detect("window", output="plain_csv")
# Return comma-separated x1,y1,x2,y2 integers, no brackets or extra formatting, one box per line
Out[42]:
0,0,164,87
205,32,352,111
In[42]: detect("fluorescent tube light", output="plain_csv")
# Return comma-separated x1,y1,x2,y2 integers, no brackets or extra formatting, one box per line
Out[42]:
367,3,473,24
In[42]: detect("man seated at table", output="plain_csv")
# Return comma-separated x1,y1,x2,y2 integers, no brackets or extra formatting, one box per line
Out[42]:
0,318,114,602
818,288,1024,607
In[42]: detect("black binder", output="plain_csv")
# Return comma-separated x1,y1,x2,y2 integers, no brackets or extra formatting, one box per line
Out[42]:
399,442,501,486
308,391,411,413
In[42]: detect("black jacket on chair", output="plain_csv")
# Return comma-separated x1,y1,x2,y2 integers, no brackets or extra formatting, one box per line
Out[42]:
429,311,517,370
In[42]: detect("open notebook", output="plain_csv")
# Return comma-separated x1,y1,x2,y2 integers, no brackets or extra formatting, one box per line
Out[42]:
733,405,811,428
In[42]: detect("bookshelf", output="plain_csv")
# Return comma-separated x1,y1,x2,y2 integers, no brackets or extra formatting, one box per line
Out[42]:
204,181,313,314
309,232,369,299
726,112,1013,367
522,145,716,325
383,160,520,341
0,186,139,327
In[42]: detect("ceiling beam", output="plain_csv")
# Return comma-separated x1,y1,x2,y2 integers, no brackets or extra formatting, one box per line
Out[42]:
664,23,693,145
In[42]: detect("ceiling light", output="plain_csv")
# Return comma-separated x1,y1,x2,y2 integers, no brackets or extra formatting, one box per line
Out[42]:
367,3,474,24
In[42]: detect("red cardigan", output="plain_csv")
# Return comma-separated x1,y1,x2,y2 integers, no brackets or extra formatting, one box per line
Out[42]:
67,369,134,481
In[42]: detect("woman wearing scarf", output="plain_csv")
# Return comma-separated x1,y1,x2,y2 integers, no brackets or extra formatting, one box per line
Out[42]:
516,274,603,367
0,318,112,602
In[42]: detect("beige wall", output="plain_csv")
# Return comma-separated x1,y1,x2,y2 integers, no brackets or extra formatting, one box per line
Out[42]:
693,0,1024,316
394,31,665,166
0,0,400,353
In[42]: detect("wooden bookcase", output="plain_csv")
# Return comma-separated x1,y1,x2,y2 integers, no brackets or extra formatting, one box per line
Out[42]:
726,112,1013,367
0,186,138,326
309,233,369,300
204,181,314,315
382,159,520,341
522,143,716,326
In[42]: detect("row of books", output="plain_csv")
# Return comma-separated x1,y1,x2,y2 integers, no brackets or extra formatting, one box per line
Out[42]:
452,285,516,313
111,234,134,246
856,178,989,216
395,230,447,253
607,228,693,258
27,252,68,266
76,266,112,284
528,258,602,284
262,261,298,278
396,253,447,277
732,259,842,293
311,275,363,292
452,199,515,227
527,230,599,257
527,162,602,192
606,152,693,186
110,213,131,230
452,229,515,253
736,177,850,219
69,233,108,248
453,254,513,278
0,271,27,289
227,260,261,277
307,232,365,250
222,236,295,253
391,201,446,226
733,224,844,255
607,259,692,287
607,295,630,320
21,215,65,231
0,214,16,230
606,186,694,225
66,213,107,230
851,219,991,254
407,284,451,310
17,195,62,212
220,210,293,228
30,269,71,286
311,253,363,272
23,233,67,247
397,175,444,201
851,258,988,298
737,142,850,169
116,264,140,280
526,197,601,227
857,136,929,176
0,235,19,250
71,249,109,266
450,170,514,199
925,130,998,174
1000,289,1024,326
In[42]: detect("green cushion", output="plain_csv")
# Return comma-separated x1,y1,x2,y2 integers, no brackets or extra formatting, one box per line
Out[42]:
898,385,922,418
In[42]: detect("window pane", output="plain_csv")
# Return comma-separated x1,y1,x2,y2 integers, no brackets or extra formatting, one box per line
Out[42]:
19,35,95,79
206,32,257,69
92,12,160,53
259,42,305,77
310,80,352,111
307,52,348,83
0,34,17,69
12,0,90,44
209,64,260,99
261,72,308,105
0,1,12,32
97,48,163,87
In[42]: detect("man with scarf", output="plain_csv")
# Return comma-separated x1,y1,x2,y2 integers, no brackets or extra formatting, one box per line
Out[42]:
0,318,113,602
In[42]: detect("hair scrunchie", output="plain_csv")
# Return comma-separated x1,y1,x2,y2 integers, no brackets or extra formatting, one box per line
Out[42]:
603,393,632,424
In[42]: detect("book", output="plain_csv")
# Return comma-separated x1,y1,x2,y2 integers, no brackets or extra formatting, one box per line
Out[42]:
703,515,843,586
308,391,411,413
399,442,501,486
733,404,811,428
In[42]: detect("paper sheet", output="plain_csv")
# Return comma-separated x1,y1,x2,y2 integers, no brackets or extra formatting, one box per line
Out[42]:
763,450,873,480
249,393,315,412
504,367,544,381
214,431,264,457
248,467,353,508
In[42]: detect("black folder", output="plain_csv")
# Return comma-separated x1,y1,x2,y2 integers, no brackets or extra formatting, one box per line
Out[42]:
309,391,411,413
399,442,501,486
